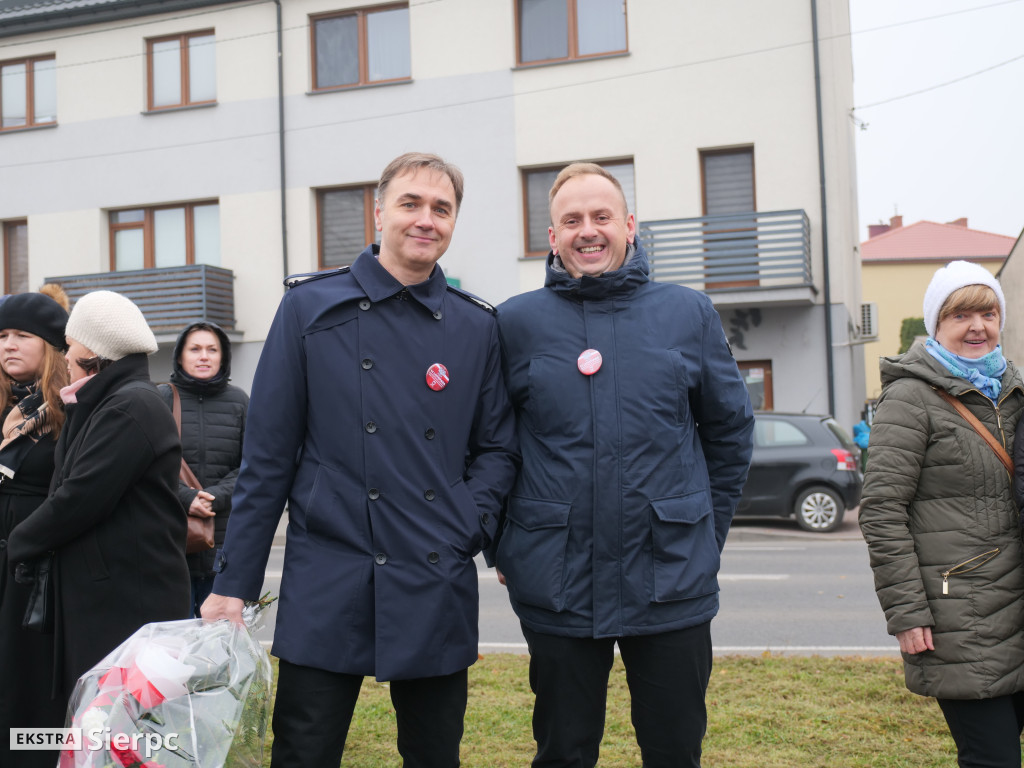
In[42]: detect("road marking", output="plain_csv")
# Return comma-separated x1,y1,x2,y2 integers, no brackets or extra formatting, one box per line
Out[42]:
713,646,898,653
476,643,899,654
719,574,790,581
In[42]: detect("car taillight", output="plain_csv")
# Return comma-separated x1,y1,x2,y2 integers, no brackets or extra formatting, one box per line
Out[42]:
831,448,857,471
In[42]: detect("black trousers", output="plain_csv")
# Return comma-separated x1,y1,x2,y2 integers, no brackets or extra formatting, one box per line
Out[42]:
270,659,467,768
521,621,713,768
937,693,1024,768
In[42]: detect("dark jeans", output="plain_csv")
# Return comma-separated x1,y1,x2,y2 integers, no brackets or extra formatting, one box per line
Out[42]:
190,574,215,618
521,621,713,768
270,659,467,768
937,693,1024,768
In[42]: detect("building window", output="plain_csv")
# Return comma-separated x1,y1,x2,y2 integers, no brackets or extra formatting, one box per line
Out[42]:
312,5,410,91
3,220,29,293
738,360,773,411
700,147,757,288
110,203,219,271
147,31,216,111
517,0,627,66
522,160,635,257
1,56,56,130
317,185,380,269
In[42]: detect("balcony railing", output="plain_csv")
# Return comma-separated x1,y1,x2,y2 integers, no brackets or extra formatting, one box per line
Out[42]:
638,209,812,295
45,264,236,336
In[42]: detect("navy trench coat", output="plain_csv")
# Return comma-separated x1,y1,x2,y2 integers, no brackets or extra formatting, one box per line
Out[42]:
213,247,519,681
496,243,754,639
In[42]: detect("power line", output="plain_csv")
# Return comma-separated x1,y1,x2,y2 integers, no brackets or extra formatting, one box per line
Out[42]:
853,51,1024,110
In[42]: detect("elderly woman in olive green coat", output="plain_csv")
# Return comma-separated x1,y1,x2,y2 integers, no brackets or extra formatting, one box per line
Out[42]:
860,261,1024,768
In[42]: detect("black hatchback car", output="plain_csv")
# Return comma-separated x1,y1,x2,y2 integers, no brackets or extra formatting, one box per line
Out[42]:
735,412,863,533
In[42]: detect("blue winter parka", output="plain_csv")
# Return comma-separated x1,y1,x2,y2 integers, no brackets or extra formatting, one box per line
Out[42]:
212,246,520,680
495,243,754,638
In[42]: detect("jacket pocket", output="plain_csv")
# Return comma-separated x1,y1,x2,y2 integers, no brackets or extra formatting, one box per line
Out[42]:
650,492,718,603
940,548,999,596
497,496,571,612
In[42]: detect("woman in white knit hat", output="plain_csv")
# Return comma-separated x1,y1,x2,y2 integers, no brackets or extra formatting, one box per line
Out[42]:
860,261,1024,766
7,290,190,706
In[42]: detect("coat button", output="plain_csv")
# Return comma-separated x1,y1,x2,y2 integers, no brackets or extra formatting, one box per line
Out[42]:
365,421,377,433
425,428,435,440
428,551,440,564
424,489,436,501
368,488,380,500
361,358,373,370
359,299,371,311
433,310,443,320
481,513,490,525
375,553,387,565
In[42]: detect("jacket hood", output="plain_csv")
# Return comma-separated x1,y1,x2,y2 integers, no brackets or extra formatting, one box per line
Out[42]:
880,341,1023,400
544,240,649,300
169,321,232,393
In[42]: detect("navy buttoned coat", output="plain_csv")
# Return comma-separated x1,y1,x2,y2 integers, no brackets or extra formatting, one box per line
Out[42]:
213,247,519,681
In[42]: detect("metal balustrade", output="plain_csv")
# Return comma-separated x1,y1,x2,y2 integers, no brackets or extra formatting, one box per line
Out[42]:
638,209,812,293
45,264,236,335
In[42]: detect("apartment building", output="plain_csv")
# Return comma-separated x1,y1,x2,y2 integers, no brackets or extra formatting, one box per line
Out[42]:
0,0,865,427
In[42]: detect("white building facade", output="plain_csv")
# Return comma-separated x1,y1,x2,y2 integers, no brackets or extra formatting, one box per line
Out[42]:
0,0,866,427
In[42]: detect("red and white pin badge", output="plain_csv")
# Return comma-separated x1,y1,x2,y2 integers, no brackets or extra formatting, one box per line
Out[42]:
577,349,603,376
426,363,450,391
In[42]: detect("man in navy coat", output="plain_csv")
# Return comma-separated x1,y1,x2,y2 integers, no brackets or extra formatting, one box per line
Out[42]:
496,164,754,767
203,153,519,768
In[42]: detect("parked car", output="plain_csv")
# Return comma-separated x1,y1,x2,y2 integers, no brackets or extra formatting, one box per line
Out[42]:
735,412,863,533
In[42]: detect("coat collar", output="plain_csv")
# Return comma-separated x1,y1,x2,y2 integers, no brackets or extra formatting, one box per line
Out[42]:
74,354,152,410
350,245,448,315
544,241,650,300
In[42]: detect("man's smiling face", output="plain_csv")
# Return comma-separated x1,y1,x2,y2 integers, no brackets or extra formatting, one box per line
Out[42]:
548,173,635,279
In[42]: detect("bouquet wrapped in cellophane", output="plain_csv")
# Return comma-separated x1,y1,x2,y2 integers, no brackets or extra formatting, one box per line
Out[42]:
61,596,275,768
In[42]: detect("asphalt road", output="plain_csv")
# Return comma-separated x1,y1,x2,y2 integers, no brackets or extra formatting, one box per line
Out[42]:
254,507,898,656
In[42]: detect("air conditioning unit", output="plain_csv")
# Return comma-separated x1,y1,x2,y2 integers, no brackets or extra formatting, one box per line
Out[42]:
860,302,879,340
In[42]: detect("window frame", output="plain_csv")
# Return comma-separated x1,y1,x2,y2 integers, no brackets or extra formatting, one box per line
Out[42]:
738,360,773,411
0,55,56,131
520,158,634,259
316,183,379,269
146,29,217,112
108,202,218,271
515,0,629,67
310,3,411,92
3,219,28,294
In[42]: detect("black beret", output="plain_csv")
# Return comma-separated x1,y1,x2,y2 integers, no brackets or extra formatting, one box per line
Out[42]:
0,292,70,350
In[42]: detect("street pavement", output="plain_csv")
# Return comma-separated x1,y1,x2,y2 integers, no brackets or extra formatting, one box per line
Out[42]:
256,506,898,656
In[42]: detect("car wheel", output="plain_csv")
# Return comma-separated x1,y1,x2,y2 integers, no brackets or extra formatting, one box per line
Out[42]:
794,486,845,533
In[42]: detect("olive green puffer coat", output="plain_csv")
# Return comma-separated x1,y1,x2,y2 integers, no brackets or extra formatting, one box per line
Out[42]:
860,343,1024,699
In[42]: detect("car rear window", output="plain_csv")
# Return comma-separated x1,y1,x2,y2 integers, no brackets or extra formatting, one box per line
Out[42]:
824,419,856,450
754,419,810,447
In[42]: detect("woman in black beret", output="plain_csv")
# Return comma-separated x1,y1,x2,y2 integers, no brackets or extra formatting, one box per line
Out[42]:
0,286,71,768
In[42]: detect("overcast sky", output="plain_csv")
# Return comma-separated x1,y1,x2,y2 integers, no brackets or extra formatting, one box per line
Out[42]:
848,0,1024,241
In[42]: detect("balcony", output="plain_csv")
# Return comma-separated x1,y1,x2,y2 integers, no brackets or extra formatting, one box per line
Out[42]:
44,265,237,342
637,209,816,308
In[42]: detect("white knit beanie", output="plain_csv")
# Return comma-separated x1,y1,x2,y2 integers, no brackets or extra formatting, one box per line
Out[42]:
922,260,1005,337
65,291,158,360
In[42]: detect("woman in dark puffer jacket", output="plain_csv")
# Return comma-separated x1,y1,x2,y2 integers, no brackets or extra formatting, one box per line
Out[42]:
158,322,248,617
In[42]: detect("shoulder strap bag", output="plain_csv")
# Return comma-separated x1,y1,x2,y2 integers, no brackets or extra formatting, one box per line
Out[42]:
934,388,1013,475
170,383,215,553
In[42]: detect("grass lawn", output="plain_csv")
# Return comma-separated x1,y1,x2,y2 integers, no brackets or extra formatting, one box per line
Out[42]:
260,653,957,767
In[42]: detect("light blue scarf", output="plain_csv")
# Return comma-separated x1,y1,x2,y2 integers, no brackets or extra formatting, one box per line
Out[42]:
925,337,1006,402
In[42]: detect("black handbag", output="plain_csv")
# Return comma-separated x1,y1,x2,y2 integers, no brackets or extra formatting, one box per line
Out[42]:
16,553,55,633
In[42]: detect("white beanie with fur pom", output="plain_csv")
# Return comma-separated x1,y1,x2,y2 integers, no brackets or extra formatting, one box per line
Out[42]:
65,290,158,360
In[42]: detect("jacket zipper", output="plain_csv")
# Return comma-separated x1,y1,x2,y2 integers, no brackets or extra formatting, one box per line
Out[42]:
941,548,999,595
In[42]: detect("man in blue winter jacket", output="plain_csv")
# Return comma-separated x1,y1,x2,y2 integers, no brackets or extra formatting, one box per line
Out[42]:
496,163,754,768
202,153,519,768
